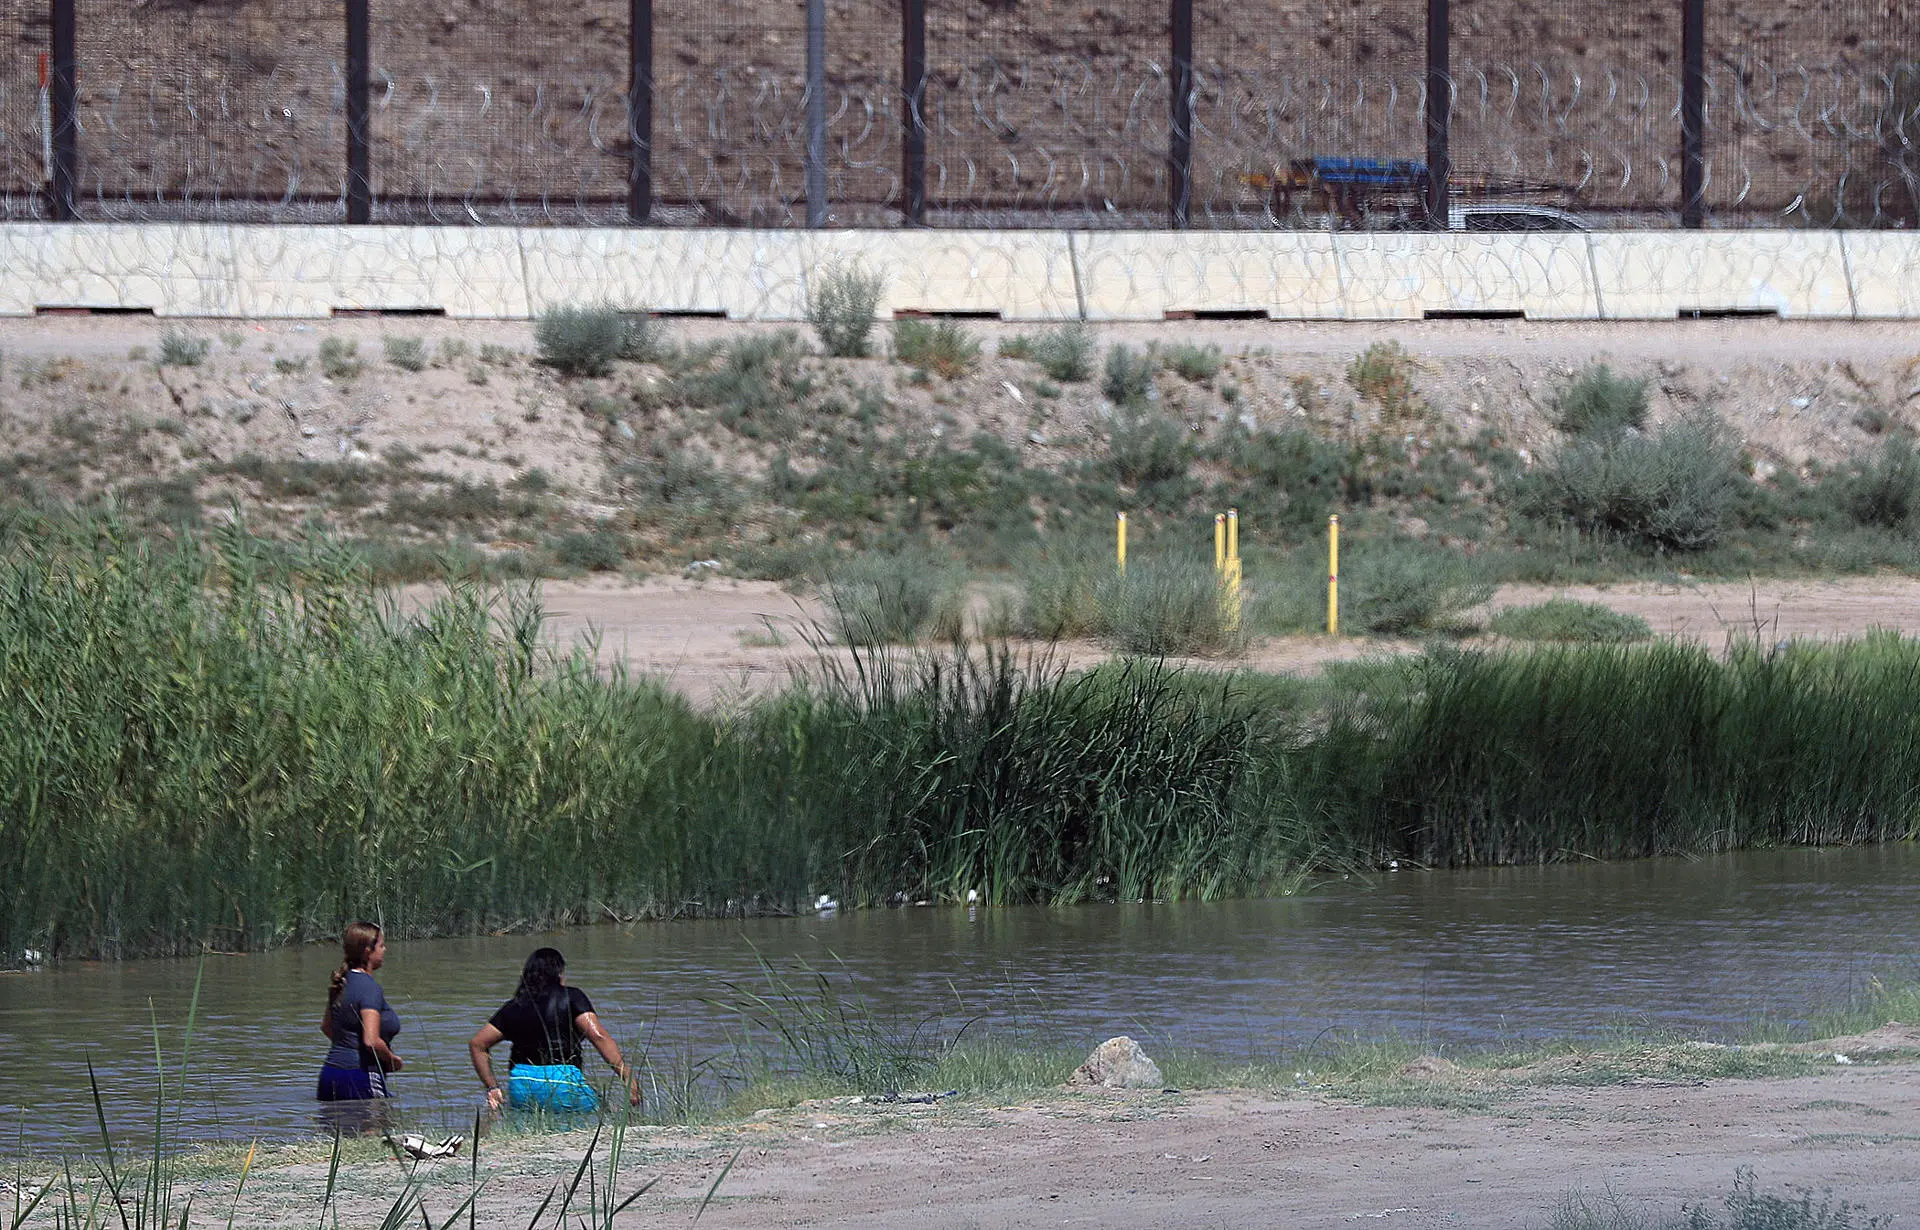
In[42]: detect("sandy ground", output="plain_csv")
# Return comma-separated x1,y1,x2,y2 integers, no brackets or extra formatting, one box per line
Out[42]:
520,572,1920,702
204,1061,1920,1228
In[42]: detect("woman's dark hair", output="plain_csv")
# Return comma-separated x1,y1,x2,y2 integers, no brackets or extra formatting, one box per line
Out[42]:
514,947,572,1039
328,921,382,1005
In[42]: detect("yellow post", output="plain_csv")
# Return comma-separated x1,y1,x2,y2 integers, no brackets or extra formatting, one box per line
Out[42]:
1226,508,1242,631
1327,514,1340,636
1214,514,1225,576
1116,512,1127,576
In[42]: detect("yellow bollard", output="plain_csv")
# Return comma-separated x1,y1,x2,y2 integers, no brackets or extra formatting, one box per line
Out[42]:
1116,512,1127,576
1226,508,1242,632
1327,514,1340,636
1214,514,1225,576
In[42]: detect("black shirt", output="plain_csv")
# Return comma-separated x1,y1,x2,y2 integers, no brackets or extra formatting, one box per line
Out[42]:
488,986,596,1068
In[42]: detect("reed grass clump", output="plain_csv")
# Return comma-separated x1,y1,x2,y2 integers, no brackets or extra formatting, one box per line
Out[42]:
822,551,966,645
806,264,885,358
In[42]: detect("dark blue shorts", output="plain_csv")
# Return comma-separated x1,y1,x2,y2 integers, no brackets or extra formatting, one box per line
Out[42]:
316,1065,390,1101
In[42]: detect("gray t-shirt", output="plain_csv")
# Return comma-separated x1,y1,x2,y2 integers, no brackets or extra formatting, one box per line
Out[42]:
323,970,401,1071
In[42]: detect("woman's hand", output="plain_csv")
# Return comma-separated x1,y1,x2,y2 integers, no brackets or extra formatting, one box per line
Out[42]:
486,1086,506,1112
385,1053,405,1073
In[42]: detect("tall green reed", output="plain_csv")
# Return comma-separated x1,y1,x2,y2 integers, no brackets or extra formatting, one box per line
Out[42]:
6,515,1920,961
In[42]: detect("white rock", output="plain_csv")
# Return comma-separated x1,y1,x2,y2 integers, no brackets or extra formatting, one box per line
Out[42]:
1073,1036,1164,1090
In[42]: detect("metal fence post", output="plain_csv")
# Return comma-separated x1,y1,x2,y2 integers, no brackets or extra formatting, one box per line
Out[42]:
1424,0,1450,227
804,0,827,227
901,0,926,225
1681,0,1706,227
345,0,371,223
1168,0,1193,228
629,0,653,223
48,0,77,221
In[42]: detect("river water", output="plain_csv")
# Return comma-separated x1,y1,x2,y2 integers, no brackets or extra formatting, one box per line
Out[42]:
4,846,1917,1148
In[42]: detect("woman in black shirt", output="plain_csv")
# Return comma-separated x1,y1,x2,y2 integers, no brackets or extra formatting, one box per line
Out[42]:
468,947,639,1113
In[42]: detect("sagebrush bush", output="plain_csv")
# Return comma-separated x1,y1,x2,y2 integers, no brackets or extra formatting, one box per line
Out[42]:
1026,324,1095,383
1345,545,1494,636
807,264,885,358
1098,556,1245,657
535,302,646,377
383,335,427,372
157,329,211,368
1490,599,1653,643
1844,434,1920,529
1346,341,1421,420
1165,343,1224,383
1553,364,1650,437
1102,343,1157,405
891,318,980,378
1016,552,1241,656
318,337,362,379
552,529,625,572
1109,406,1192,487
1516,410,1741,553
824,551,966,645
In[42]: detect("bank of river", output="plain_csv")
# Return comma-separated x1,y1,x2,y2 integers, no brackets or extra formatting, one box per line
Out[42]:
3,846,1917,1150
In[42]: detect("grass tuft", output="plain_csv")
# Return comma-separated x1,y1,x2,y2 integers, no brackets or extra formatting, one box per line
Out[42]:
1490,599,1653,643
157,329,211,368
1554,364,1651,438
891,319,980,379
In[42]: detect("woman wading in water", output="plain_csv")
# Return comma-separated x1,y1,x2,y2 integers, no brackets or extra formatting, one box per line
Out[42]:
469,947,639,1113
316,922,403,1101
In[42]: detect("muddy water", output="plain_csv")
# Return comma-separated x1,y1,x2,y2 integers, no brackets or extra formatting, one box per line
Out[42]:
3,846,1918,1147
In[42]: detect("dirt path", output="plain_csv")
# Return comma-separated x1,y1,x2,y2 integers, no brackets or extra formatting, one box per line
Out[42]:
216,1064,1920,1228
516,573,1920,703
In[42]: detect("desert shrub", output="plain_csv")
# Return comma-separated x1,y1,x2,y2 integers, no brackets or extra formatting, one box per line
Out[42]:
891,319,980,378
1109,406,1192,487
1345,544,1494,636
1102,343,1157,405
534,302,646,377
552,529,625,572
1098,556,1244,657
807,264,885,358
824,551,966,645
1554,364,1650,437
1843,434,1920,529
1346,341,1420,419
1165,343,1224,383
1516,411,1741,553
1025,324,1095,383
1016,554,1104,640
1490,599,1653,643
1213,426,1354,540
318,338,362,380
1016,552,1241,656
157,329,211,368
383,335,427,372
678,331,810,439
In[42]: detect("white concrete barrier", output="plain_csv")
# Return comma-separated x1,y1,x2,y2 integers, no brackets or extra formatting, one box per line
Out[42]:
0,223,1916,322
1335,232,1598,320
1073,231,1342,320
1840,233,1920,319
1588,232,1854,319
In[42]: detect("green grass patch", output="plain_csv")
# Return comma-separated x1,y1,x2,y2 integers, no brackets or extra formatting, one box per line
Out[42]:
1489,598,1653,643
890,319,980,379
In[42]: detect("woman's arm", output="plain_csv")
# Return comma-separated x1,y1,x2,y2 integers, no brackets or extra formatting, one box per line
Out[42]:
320,1008,334,1039
358,1008,403,1073
575,1012,640,1106
469,1024,507,1112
